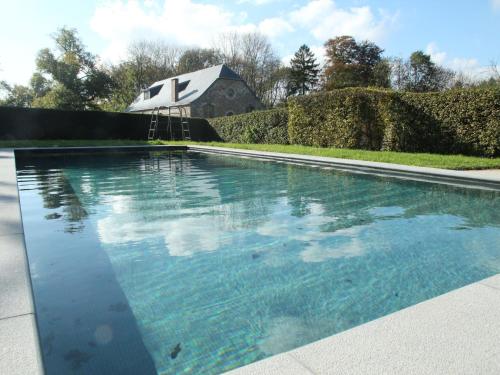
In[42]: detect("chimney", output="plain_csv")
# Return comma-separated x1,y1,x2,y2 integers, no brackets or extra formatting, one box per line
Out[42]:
171,78,179,102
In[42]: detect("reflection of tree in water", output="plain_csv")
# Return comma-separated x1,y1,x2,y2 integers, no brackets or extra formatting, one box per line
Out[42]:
34,169,88,233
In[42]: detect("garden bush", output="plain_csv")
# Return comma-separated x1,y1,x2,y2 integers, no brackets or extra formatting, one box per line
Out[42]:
208,108,289,144
288,87,499,157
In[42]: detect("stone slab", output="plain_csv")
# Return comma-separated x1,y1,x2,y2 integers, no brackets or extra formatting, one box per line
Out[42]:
224,353,313,375
0,314,43,375
463,169,500,179
479,274,500,291
0,234,34,319
0,149,44,374
0,203,23,236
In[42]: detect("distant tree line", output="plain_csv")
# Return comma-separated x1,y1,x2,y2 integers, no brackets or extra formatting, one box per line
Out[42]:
1,27,498,111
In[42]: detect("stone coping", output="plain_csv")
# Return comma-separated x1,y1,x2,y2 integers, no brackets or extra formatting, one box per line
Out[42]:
1,144,499,375
0,149,44,375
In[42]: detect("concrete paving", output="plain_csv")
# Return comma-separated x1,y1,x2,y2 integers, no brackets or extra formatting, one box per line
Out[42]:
0,149,44,375
463,169,500,179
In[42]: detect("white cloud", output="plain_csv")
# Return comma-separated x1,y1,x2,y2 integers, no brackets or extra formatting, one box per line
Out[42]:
426,42,490,80
90,0,397,65
492,0,500,11
237,0,280,5
289,0,398,43
258,17,294,38
90,0,254,62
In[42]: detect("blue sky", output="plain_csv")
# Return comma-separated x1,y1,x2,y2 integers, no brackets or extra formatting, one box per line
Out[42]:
1,0,499,85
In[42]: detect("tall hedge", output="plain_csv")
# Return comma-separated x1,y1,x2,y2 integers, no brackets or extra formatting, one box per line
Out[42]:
288,88,499,156
208,108,289,144
0,106,218,141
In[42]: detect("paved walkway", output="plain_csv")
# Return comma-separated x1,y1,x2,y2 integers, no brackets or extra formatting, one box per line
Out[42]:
463,169,500,179
0,149,44,375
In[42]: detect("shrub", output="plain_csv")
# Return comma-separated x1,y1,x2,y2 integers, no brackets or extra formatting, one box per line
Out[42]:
208,108,289,144
288,87,499,156
288,88,387,150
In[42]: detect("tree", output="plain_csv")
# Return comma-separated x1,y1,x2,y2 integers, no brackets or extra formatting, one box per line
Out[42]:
323,36,387,90
213,31,283,107
126,40,183,89
390,51,455,92
176,48,221,75
32,27,113,110
105,40,184,111
288,45,320,96
0,81,33,107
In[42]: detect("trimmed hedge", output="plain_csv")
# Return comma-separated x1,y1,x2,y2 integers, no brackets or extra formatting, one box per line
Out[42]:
288,88,499,157
208,108,289,144
0,106,218,141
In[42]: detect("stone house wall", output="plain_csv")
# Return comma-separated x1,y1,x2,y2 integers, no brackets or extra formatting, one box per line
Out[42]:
191,78,264,118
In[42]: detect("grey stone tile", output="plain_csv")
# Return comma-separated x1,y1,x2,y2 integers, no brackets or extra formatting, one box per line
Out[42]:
0,234,34,319
286,282,500,375
0,314,43,375
479,274,500,291
224,353,313,375
0,203,23,235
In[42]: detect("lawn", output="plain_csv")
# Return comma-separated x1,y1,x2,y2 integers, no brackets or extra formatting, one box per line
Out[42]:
1,139,499,170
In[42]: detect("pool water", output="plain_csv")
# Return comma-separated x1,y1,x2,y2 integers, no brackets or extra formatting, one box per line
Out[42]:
15,151,500,374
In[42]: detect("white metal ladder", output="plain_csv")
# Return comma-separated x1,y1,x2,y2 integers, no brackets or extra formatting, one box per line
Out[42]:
147,106,191,141
147,107,161,140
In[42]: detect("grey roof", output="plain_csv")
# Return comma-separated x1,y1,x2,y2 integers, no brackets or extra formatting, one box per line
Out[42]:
125,64,243,112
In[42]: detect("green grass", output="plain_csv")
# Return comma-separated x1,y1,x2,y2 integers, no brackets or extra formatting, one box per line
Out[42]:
1,139,499,170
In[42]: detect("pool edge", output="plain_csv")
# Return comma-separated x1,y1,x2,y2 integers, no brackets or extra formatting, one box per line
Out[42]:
0,149,44,375
188,145,500,191
3,144,500,374
225,274,500,374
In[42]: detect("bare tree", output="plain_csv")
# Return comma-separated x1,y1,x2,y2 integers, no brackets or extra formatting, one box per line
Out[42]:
127,40,185,90
212,31,284,107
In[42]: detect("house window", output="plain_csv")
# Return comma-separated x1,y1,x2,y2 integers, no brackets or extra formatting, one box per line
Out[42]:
226,88,235,99
225,111,234,116
143,84,163,100
149,84,163,98
177,80,189,92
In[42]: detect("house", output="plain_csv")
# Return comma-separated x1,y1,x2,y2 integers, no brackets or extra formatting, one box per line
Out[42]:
125,64,264,118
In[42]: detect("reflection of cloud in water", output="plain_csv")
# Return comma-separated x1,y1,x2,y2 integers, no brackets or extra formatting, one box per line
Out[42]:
256,201,334,241
97,182,226,256
106,195,132,215
98,214,224,257
302,241,364,263
163,217,221,257
257,200,370,263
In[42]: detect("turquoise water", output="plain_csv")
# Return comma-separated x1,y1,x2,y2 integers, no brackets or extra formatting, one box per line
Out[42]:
16,151,500,374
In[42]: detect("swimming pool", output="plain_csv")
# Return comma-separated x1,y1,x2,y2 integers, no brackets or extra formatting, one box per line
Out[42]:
15,150,500,374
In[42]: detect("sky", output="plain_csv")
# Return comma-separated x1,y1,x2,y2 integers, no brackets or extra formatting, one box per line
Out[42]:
0,0,499,86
